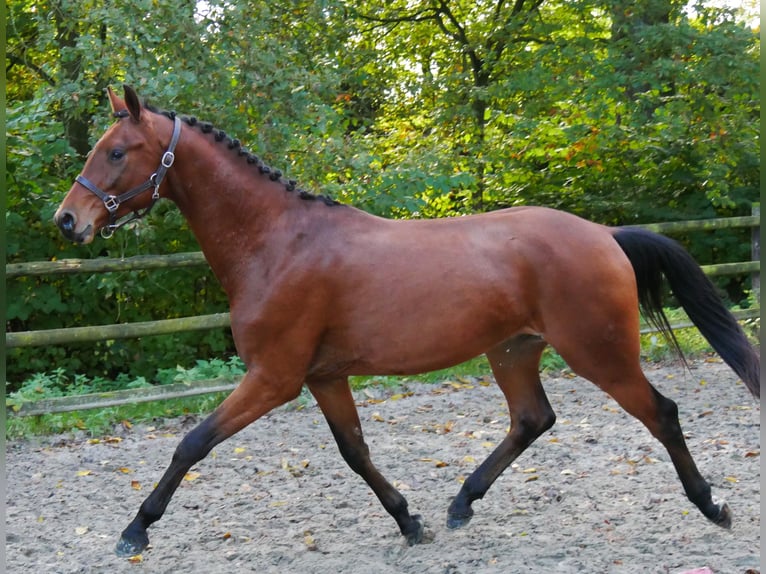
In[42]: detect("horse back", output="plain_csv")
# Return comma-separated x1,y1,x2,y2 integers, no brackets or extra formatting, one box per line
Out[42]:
297,206,633,378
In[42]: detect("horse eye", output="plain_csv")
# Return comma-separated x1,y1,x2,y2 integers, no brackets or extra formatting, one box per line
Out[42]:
109,149,125,161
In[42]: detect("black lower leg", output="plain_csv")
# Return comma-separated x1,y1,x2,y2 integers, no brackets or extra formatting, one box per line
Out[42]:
327,421,424,545
115,414,221,556
447,435,516,529
449,336,554,529
652,391,731,528
447,411,555,529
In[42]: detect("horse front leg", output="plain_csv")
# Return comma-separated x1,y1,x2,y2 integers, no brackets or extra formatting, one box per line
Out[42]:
448,336,555,529
115,368,302,557
307,378,425,545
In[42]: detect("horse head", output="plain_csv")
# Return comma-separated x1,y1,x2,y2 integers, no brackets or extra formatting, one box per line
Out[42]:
54,85,179,243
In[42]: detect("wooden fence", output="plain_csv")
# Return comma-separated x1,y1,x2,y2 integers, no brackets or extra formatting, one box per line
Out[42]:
6,208,760,416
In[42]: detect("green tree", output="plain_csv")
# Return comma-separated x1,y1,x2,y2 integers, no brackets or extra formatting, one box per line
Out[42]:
353,0,564,212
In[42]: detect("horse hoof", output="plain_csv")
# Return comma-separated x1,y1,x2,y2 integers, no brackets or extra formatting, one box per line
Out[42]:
115,532,149,557
446,508,473,530
404,514,425,546
711,501,732,529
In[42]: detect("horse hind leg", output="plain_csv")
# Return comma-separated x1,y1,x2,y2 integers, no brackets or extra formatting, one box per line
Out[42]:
447,334,555,529
614,374,730,527
557,341,731,528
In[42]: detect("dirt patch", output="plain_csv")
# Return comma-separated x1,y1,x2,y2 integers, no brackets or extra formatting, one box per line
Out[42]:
6,360,760,573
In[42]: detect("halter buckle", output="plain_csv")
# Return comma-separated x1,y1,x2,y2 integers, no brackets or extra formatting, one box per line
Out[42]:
104,196,120,212
161,151,175,168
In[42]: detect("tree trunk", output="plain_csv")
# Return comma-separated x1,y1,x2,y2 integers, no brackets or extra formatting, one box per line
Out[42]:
52,0,92,158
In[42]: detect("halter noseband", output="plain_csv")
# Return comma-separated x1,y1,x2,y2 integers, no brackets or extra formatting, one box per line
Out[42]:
74,112,182,238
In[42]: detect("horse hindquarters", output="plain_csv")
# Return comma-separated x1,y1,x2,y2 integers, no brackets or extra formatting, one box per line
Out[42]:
536,229,733,528
612,226,760,398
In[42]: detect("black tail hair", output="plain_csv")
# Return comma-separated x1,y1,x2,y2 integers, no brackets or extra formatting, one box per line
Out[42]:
612,227,760,399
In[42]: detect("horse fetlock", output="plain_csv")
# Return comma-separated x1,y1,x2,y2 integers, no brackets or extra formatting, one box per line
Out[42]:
708,498,732,529
403,514,425,546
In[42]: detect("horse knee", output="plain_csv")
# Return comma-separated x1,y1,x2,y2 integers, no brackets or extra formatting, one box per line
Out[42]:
650,391,683,444
339,439,372,475
512,408,556,441
173,416,219,466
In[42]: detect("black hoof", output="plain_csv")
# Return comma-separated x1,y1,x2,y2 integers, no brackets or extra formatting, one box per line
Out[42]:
404,514,425,546
446,507,473,530
710,501,732,529
115,528,149,557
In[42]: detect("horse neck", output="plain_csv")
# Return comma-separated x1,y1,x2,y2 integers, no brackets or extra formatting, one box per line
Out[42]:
163,125,297,292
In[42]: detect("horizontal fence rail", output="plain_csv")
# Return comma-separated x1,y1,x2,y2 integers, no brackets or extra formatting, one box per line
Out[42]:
5,251,209,278
6,210,760,416
6,313,231,349
628,214,759,234
10,378,240,417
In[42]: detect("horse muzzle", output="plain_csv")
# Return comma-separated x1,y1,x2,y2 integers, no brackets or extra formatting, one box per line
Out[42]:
54,209,95,244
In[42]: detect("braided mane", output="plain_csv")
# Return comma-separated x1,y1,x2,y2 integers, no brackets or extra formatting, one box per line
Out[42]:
144,103,340,207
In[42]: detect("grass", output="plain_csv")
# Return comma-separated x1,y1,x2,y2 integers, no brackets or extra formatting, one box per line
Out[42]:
5,357,245,439
6,310,758,439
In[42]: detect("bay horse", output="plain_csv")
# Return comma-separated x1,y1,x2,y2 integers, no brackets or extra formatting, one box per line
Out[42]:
54,85,760,557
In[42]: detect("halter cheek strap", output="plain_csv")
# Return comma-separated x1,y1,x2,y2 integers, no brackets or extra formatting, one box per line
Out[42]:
75,114,182,238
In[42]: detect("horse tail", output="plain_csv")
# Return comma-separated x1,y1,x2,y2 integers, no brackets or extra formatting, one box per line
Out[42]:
611,226,760,399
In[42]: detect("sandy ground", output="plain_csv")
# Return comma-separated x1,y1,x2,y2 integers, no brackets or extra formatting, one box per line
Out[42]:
6,359,761,574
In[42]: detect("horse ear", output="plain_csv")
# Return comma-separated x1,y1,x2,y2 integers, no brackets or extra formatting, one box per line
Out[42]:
123,84,142,122
107,86,126,115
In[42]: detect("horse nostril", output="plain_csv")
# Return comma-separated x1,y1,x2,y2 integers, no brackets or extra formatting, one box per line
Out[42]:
62,212,75,232
57,211,76,238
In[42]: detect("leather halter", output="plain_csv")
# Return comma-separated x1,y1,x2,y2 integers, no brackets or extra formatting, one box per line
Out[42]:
74,112,182,238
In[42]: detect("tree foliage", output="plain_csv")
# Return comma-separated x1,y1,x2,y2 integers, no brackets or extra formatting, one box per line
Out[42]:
5,0,759,385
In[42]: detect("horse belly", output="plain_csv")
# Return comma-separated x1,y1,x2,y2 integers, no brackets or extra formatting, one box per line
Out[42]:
311,271,535,378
